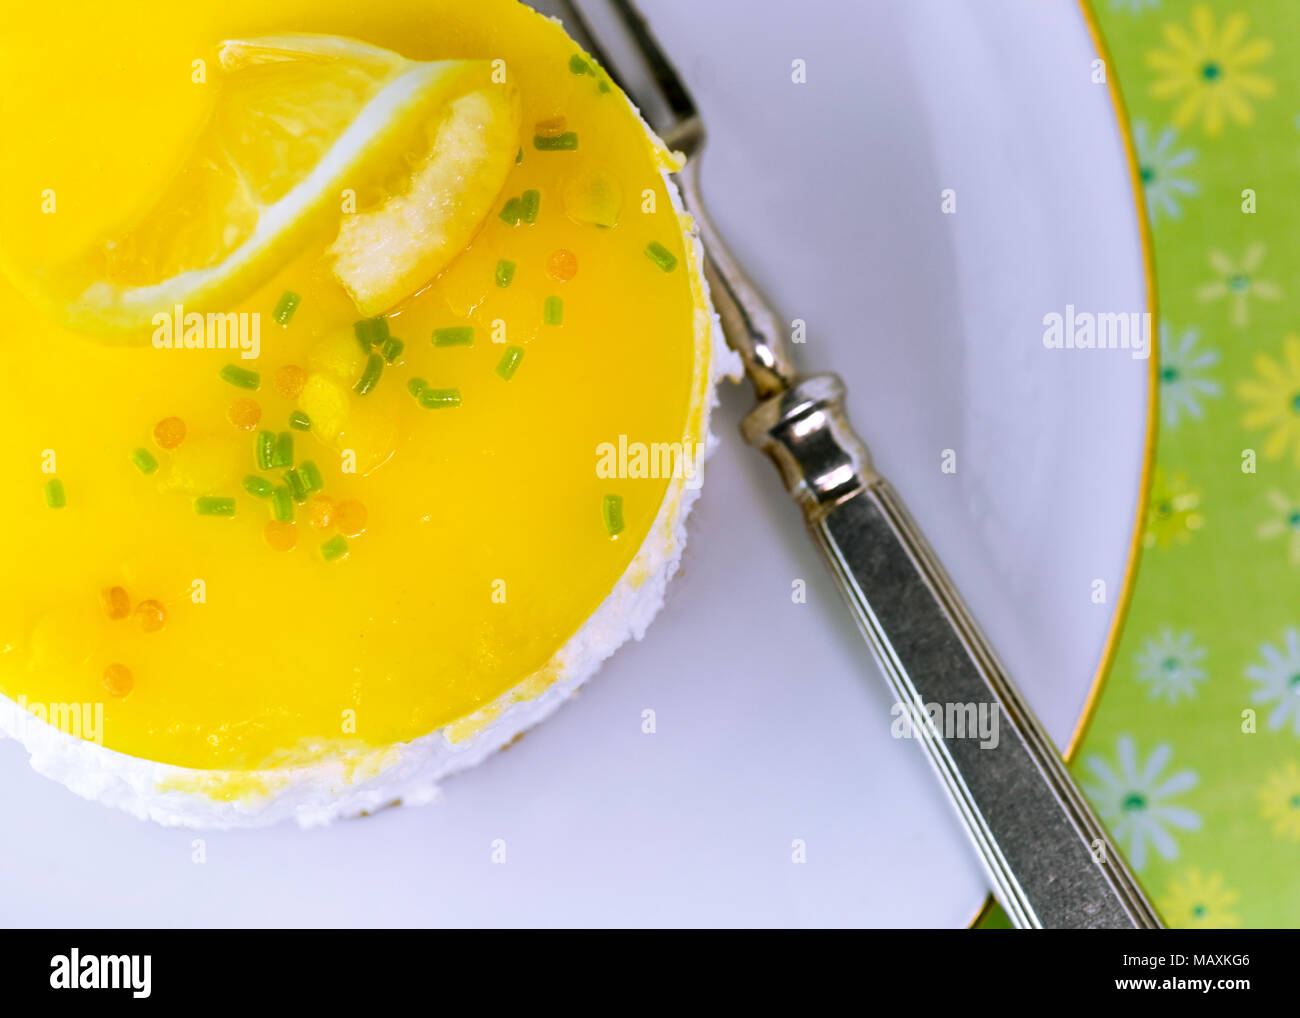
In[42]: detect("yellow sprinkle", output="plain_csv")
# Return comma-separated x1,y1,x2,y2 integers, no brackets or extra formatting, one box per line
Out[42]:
153,416,186,450
335,499,368,537
307,495,335,531
547,248,578,282
101,586,130,621
226,397,262,431
535,114,567,138
274,365,308,400
102,663,134,698
135,599,166,633
264,520,297,551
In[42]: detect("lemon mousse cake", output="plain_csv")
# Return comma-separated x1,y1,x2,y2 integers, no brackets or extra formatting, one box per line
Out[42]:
0,0,737,827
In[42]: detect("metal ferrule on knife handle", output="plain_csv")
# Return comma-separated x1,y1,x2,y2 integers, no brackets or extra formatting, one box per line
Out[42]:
740,371,1162,929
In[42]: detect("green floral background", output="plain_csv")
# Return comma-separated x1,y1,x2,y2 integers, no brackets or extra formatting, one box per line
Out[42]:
985,0,1300,929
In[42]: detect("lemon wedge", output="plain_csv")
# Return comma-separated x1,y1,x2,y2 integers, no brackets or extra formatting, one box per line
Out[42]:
328,86,521,314
48,34,519,334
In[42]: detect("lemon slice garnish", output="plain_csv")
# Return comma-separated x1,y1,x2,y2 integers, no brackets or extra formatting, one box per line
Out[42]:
328,86,521,315
47,34,519,333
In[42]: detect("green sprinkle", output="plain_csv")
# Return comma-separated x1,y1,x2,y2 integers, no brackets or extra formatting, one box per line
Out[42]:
320,535,349,561
521,189,540,223
499,196,522,225
130,448,159,475
433,326,473,347
270,486,294,522
515,146,523,164
602,493,624,537
273,290,301,325
645,241,678,273
496,345,524,381
418,387,462,409
44,478,65,509
598,79,611,94
271,431,294,469
534,132,578,151
495,259,516,288
256,430,275,470
283,468,308,503
381,337,405,364
354,353,384,396
407,377,428,398
569,54,592,75
354,316,390,350
243,475,274,498
220,364,260,390
299,460,323,493
288,410,312,431
194,496,236,517
544,295,564,325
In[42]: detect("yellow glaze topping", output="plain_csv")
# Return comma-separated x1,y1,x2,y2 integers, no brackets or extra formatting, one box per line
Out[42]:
0,0,706,772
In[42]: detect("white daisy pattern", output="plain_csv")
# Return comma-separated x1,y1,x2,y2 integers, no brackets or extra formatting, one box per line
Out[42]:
1083,736,1201,870
1158,324,1220,427
1257,491,1300,565
1196,244,1282,328
1135,628,1208,702
1245,629,1300,734
1134,122,1198,223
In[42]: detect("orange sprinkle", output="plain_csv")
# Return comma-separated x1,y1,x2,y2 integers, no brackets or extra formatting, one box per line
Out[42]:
102,663,134,698
226,397,262,430
547,249,578,282
306,495,335,531
101,586,130,620
264,520,297,551
334,499,368,537
153,416,186,449
535,115,567,138
135,599,166,633
274,365,308,400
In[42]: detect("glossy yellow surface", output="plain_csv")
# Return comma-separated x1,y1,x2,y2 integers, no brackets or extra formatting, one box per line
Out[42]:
0,0,702,771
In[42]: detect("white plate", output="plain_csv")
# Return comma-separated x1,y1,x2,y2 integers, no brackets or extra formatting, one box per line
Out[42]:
0,0,1148,927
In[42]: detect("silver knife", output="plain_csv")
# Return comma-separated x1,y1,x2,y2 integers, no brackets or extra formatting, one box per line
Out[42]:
540,0,1162,929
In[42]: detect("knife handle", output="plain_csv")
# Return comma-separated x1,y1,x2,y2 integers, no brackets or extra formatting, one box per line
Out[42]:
742,373,1162,929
